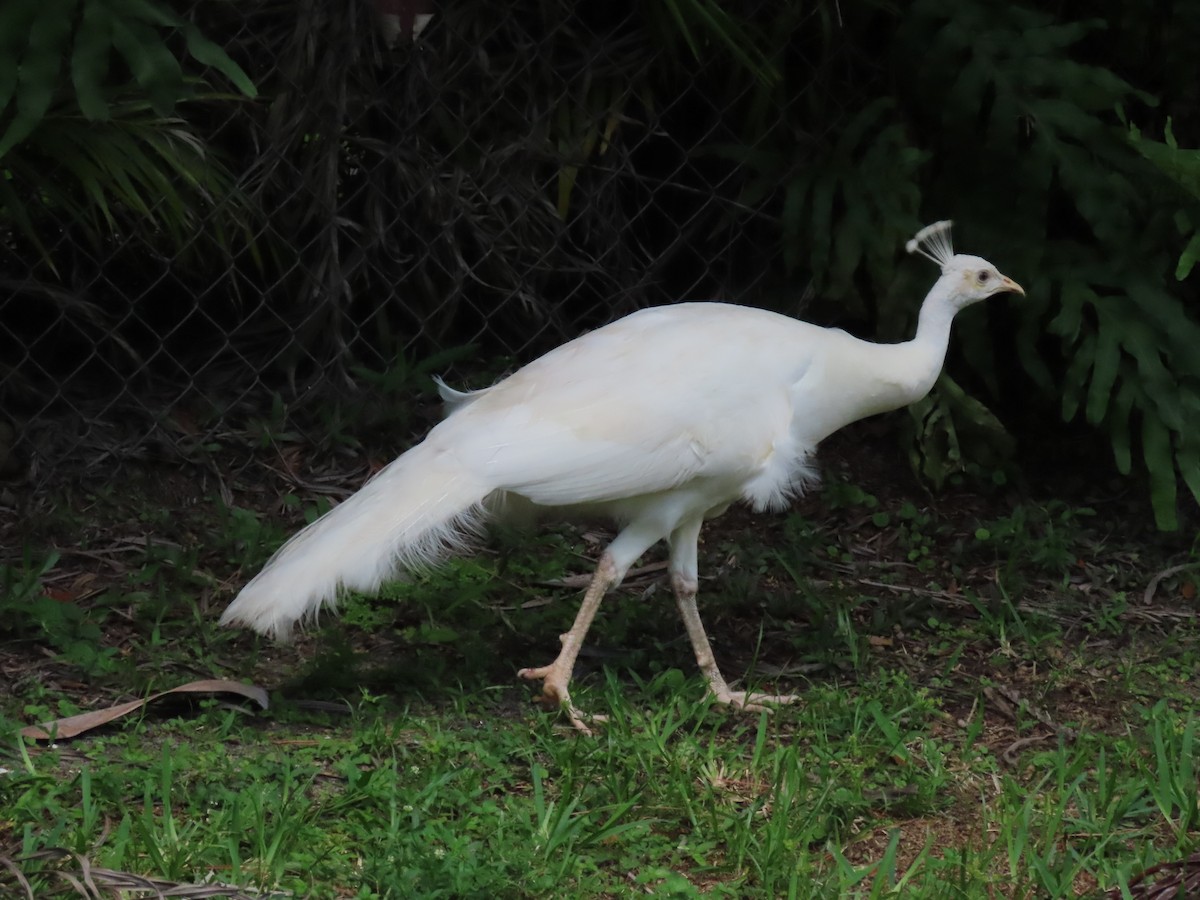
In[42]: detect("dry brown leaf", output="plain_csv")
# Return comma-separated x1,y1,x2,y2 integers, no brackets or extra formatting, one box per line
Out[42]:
21,679,268,742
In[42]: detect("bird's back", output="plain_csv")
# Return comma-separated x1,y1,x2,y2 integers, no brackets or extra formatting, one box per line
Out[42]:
427,302,840,512
449,302,827,419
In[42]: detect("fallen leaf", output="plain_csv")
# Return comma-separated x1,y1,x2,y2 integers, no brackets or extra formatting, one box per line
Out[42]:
21,679,268,741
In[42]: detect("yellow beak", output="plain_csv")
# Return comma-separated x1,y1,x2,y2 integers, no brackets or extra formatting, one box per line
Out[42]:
1001,275,1025,296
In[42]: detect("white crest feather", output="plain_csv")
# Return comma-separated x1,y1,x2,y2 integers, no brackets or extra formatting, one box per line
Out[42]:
905,220,955,270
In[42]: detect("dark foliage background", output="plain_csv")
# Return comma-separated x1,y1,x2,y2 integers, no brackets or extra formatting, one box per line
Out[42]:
2,0,1199,527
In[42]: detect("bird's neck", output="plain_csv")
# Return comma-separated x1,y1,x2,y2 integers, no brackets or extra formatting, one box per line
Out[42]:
801,283,962,443
898,285,960,401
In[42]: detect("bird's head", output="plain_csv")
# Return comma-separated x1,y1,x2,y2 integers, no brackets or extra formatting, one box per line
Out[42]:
906,221,1025,309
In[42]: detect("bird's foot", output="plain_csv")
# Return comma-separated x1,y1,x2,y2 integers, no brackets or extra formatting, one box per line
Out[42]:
710,689,801,715
517,663,607,735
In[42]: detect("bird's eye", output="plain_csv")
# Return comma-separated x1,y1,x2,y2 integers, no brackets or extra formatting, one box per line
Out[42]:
978,271,991,283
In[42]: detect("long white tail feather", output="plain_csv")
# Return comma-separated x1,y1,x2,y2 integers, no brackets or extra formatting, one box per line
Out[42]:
220,443,491,641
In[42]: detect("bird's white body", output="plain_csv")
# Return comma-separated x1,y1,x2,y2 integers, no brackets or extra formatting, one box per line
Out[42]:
438,299,955,512
221,224,1022,730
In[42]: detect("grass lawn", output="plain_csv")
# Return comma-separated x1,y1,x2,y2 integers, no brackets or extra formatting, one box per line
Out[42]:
2,430,1199,898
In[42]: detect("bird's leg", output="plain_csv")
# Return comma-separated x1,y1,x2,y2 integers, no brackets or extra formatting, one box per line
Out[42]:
672,579,799,712
518,552,618,734
668,518,799,713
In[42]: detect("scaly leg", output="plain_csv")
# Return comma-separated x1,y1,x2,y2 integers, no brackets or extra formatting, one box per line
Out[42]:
518,553,617,734
519,522,664,734
668,517,799,712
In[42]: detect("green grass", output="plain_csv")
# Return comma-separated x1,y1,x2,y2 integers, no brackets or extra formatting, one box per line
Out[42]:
2,466,1199,898
3,677,1198,897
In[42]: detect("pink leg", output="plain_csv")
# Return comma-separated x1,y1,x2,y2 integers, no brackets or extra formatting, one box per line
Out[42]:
518,553,618,734
668,517,799,712
518,519,665,734
673,574,799,712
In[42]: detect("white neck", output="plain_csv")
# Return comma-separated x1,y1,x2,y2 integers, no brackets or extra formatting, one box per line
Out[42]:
795,278,965,445
902,279,960,400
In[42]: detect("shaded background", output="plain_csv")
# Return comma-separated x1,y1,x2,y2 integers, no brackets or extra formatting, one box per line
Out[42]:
2,0,1200,528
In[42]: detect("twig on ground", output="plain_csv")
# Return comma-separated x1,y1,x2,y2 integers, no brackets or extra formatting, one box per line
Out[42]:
1142,562,1200,606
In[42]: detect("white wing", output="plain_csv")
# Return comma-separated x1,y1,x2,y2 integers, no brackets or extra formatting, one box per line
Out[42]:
429,303,822,508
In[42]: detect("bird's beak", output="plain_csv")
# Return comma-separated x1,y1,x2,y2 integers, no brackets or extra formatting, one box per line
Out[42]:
1000,275,1025,296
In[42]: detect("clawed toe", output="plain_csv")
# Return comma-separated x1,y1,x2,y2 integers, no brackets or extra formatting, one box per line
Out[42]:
518,662,603,735
712,690,800,713
564,707,607,735
518,665,568,708
517,664,553,682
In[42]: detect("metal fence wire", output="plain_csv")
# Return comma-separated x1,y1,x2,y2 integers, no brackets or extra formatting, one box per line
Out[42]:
0,0,856,482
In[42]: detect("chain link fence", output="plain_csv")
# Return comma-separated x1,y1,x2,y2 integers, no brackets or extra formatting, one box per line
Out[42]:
1,0,851,484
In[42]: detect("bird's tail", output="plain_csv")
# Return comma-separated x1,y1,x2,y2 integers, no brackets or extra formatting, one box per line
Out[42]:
220,442,490,640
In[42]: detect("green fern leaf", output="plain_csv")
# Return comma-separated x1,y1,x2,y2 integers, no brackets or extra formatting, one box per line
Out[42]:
1060,330,1095,421
110,0,177,28
1176,232,1200,280
1108,377,1138,475
110,17,184,116
1124,319,1184,432
1142,414,1178,530
0,0,77,158
1047,279,1089,346
1085,307,1121,425
71,0,114,121
1129,120,1200,201
183,27,256,99
0,3,39,112
1179,444,1200,510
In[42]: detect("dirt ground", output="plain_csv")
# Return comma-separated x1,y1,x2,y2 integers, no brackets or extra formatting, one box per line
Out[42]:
3,409,1199,897
5,406,1195,721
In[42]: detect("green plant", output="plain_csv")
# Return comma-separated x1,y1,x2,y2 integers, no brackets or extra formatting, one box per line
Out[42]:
0,0,256,264
894,0,1200,529
1146,702,1199,838
0,0,260,414
0,551,119,674
693,0,1200,528
905,374,1016,489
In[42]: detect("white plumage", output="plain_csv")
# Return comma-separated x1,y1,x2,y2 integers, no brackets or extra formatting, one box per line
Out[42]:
221,221,1023,731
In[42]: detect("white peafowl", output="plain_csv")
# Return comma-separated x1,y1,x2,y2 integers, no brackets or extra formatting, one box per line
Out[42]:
221,221,1023,732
